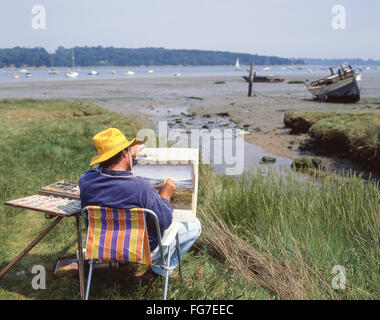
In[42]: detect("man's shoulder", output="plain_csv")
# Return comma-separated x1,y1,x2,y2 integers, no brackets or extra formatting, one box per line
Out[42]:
79,168,97,181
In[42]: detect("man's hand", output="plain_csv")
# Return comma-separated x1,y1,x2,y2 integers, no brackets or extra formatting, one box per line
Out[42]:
130,144,146,159
160,179,176,202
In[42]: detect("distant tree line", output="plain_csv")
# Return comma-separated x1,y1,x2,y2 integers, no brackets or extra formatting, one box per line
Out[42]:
0,46,304,68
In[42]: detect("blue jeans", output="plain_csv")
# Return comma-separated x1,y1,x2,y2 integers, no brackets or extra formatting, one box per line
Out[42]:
150,218,201,276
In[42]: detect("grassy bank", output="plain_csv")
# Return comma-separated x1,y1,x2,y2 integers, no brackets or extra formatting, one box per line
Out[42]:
198,167,379,299
0,99,378,300
0,99,267,300
284,111,380,170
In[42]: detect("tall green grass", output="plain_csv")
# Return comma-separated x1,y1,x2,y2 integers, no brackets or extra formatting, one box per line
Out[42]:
197,166,380,299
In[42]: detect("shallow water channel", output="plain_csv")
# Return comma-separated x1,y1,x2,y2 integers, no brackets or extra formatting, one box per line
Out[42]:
141,97,299,179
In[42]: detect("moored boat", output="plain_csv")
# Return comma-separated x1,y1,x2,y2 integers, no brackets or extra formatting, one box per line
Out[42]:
243,73,285,83
48,69,60,75
305,63,360,103
66,51,79,78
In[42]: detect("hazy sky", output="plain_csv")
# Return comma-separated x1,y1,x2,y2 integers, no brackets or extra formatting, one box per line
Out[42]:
1,0,379,59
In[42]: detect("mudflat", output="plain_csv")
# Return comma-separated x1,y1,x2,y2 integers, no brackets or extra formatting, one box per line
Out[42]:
1,72,379,162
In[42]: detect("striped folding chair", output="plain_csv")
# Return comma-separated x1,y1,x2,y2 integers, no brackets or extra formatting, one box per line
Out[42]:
81,206,182,300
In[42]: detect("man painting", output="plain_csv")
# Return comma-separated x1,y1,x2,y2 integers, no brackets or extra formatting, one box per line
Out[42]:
79,128,201,276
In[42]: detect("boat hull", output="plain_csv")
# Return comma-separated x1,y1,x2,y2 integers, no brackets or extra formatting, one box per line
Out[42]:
242,76,285,83
307,77,360,103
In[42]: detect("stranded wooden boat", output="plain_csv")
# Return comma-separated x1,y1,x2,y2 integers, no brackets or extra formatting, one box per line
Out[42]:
242,73,285,83
305,64,361,103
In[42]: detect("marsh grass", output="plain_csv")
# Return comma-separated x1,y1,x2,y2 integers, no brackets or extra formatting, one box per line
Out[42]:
310,113,380,168
197,165,379,300
285,110,380,170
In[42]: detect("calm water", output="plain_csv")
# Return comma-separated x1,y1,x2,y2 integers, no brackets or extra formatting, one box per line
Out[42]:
2,64,379,84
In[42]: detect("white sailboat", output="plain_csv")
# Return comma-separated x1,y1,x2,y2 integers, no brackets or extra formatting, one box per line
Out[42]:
66,51,79,78
235,58,241,70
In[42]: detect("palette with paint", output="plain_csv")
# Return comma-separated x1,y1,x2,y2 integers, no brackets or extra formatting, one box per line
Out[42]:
4,194,81,216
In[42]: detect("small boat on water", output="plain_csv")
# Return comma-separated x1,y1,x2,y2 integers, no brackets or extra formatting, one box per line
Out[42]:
66,71,79,78
25,72,32,78
235,58,241,70
124,71,135,76
19,69,28,73
174,72,182,77
66,51,79,78
88,70,99,75
48,69,59,75
263,67,271,71
12,74,20,79
111,70,117,74
147,70,154,74
305,63,360,103
242,72,284,83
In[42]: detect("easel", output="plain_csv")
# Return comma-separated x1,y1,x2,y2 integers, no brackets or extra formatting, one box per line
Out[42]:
0,195,85,300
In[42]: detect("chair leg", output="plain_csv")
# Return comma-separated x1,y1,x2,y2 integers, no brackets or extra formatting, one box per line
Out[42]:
163,243,173,300
176,233,183,281
85,260,94,300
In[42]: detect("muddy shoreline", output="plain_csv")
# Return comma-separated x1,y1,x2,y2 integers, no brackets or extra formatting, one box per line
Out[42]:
1,74,380,175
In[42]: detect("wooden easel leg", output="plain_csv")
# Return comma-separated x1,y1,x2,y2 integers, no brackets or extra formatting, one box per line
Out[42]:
76,215,85,300
0,216,64,280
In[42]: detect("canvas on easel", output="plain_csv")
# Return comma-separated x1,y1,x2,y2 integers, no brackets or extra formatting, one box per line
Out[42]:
135,148,199,222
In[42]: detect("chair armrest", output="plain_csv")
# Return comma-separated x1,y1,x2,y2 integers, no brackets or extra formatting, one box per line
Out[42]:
161,222,180,246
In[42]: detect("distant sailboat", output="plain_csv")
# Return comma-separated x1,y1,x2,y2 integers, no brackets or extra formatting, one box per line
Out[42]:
66,51,79,78
48,69,59,75
235,58,241,70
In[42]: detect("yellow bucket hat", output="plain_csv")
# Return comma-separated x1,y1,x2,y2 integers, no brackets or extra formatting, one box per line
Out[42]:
90,128,138,166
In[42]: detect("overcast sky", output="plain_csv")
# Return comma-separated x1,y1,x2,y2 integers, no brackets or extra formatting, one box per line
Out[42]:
1,0,379,59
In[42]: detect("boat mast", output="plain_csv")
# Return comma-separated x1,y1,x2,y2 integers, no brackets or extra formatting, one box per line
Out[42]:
72,50,75,70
